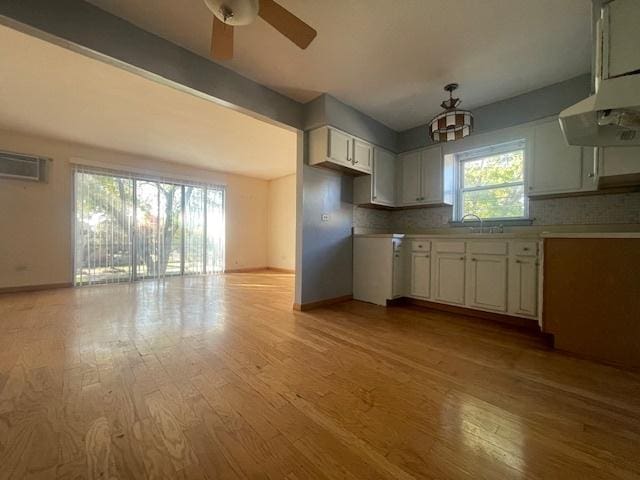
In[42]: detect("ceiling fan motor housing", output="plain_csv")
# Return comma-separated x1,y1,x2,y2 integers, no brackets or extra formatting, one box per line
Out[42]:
204,0,259,25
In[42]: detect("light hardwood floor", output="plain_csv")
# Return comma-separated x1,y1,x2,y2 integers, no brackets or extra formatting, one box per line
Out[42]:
0,272,639,479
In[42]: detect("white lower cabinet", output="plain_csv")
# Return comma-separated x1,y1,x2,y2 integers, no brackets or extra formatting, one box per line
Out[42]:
404,237,541,320
410,252,431,298
432,253,466,305
353,236,404,306
392,244,405,298
508,255,538,317
466,254,508,312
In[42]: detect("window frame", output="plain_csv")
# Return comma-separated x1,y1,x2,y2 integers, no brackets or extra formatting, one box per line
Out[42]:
454,139,529,222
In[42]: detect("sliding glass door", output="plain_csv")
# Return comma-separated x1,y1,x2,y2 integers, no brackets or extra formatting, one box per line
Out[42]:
74,167,224,286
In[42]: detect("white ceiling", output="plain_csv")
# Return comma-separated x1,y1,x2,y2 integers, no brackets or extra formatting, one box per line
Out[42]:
0,25,297,180
86,0,592,131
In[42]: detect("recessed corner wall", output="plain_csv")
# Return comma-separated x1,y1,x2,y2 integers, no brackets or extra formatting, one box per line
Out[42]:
267,174,296,271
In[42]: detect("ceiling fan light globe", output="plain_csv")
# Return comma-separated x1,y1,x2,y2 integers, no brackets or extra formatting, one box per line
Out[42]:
203,0,259,26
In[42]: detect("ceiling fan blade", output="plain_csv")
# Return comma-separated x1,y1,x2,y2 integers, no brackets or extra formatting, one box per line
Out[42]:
258,0,317,49
211,16,234,60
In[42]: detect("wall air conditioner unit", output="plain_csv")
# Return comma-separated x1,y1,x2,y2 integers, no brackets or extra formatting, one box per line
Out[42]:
0,150,48,182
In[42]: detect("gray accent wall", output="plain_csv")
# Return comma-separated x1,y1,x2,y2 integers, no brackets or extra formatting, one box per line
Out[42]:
398,74,592,152
299,164,354,305
303,94,398,152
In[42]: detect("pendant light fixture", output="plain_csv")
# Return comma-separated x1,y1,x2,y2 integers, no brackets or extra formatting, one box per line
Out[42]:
429,83,474,143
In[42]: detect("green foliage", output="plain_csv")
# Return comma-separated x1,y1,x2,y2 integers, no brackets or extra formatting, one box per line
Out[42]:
461,151,525,219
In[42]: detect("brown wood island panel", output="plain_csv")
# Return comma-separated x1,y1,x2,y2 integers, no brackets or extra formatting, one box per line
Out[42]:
543,238,640,368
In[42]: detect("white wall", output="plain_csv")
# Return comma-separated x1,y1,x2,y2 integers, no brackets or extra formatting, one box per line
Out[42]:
0,129,273,289
267,174,296,271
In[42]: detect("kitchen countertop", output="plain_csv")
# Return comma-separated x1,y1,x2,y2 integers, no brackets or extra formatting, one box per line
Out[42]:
354,233,539,239
540,232,640,238
354,231,640,240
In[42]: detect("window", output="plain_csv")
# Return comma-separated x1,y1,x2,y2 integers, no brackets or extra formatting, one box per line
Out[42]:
74,166,225,286
455,140,527,221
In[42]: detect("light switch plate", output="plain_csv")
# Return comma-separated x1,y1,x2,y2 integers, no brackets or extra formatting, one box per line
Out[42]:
321,214,329,222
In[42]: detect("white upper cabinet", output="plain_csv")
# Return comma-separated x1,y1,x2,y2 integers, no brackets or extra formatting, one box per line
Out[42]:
399,146,454,206
308,126,372,175
372,148,396,206
421,147,444,203
326,128,352,167
399,151,422,205
352,147,396,207
528,120,596,196
352,139,373,174
597,146,640,187
603,0,640,79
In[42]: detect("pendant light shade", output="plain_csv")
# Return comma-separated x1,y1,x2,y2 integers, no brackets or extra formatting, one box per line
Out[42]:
429,83,474,143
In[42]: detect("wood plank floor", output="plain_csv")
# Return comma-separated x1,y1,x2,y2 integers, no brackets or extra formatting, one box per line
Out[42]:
0,272,639,479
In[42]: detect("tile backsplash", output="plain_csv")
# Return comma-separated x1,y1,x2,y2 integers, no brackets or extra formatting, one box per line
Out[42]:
354,191,640,232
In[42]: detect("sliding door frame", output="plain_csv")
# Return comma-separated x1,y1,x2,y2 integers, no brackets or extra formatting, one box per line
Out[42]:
72,165,225,286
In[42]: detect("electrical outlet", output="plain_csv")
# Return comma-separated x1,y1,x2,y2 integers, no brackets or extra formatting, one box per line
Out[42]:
321,214,329,222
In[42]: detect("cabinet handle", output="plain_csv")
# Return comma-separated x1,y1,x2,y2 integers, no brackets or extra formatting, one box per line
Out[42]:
471,258,477,262
515,259,522,264
523,247,529,251
588,172,595,178
460,257,465,261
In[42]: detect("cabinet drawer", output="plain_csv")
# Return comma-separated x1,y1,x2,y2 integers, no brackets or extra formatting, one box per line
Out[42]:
411,240,431,252
434,241,465,254
512,241,537,256
468,241,507,256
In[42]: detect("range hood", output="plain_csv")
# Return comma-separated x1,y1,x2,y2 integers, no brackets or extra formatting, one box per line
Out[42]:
559,74,640,147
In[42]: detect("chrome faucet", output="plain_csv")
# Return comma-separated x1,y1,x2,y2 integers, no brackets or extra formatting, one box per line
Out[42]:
460,213,484,233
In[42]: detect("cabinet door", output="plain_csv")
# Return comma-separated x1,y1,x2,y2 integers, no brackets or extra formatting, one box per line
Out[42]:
529,121,585,195
410,253,431,299
353,139,373,173
433,253,466,305
508,256,538,317
605,0,640,79
327,128,352,167
466,255,508,312
421,147,443,203
600,146,640,177
372,148,395,206
392,246,404,298
400,151,422,205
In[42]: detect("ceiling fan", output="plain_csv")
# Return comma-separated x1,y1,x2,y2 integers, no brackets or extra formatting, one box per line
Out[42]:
203,0,317,60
